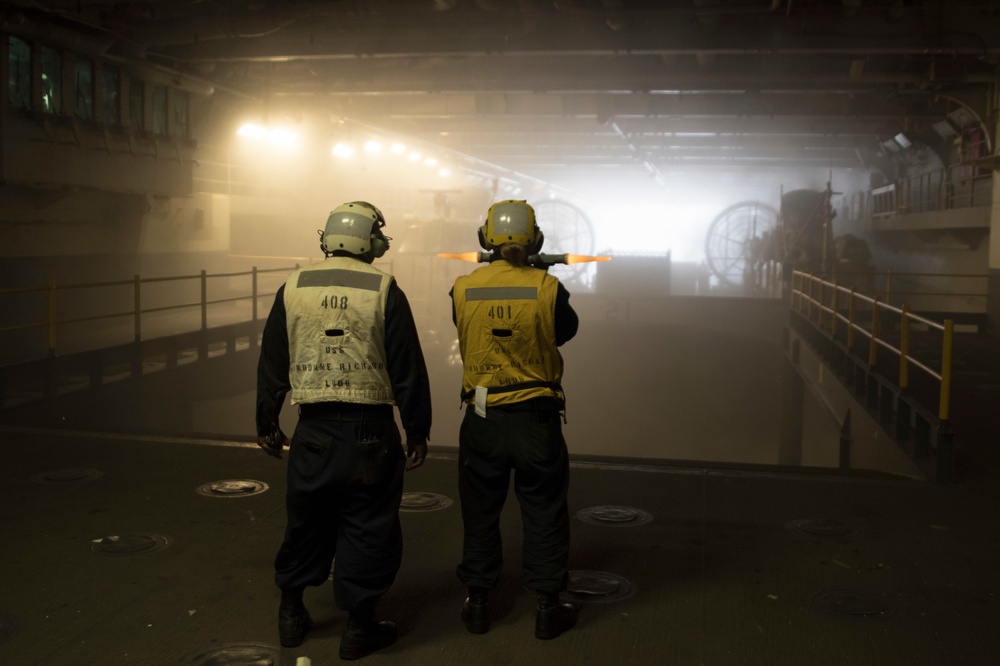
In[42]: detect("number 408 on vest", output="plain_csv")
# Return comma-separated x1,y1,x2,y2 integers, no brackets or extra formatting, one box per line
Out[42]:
321,294,349,309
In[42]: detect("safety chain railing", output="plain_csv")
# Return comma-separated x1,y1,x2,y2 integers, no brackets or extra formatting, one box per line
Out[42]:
0,265,297,363
790,270,956,481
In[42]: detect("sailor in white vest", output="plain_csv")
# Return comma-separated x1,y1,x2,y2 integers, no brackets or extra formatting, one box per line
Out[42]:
450,200,580,640
256,201,431,659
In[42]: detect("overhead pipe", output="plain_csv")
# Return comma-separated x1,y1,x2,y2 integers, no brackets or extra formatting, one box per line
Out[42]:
552,0,782,16
178,43,1000,65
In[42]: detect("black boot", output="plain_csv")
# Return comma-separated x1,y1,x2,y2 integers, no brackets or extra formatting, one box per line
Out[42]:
534,591,576,640
461,586,490,634
340,609,397,661
277,591,311,648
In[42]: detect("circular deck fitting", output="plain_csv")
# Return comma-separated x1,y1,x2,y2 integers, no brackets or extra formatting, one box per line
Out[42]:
30,468,102,485
576,505,652,527
811,590,891,617
187,642,288,665
91,533,171,556
400,492,453,512
196,479,269,498
562,570,634,603
786,518,856,539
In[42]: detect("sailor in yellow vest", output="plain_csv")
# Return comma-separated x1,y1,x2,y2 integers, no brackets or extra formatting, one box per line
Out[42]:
256,201,431,659
450,200,580,640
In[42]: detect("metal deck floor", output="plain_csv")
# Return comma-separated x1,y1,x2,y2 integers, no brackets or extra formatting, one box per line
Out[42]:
2,427,999,665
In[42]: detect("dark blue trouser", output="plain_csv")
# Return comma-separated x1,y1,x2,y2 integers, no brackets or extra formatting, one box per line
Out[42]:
456,401,570,593
274,407,405,612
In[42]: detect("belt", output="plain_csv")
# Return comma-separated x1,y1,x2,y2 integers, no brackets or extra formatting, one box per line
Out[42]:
299,402,394,420
460,380,562,402
467,396,564,412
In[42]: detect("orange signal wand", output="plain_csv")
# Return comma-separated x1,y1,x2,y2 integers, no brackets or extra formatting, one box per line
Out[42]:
561,253,612,265
436,252,488,263
437,252,611,268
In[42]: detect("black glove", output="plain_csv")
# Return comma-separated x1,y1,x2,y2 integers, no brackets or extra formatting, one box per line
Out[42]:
257,425,288,459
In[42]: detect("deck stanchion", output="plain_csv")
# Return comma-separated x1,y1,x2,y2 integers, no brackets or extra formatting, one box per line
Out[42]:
252,266,258,322
47,280,56,356
839,409,852,469
134,274,142,342
896,306,911,441
936,320,955,482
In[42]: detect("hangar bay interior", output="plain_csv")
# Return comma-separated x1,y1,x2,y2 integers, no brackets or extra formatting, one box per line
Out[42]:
2,2,1000,664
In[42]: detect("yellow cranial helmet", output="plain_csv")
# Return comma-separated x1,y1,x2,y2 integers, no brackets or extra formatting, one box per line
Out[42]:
479,200,540,250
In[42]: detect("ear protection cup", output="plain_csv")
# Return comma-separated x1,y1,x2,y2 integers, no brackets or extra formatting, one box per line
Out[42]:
477,224,490,250
532,227,544,254
370,227,389,258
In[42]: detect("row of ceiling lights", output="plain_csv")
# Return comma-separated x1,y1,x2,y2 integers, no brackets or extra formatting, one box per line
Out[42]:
235,120,578,203
236,123,453,178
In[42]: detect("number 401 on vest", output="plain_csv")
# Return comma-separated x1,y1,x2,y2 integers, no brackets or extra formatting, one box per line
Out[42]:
487,304,511,319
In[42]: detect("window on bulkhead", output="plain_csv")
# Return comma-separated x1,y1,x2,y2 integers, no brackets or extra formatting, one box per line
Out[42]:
103,63,120,126
8,36,31,110
152,83,167,134
128,73,144,130
171,89,188,139
41,46,61,114
74,56,94,120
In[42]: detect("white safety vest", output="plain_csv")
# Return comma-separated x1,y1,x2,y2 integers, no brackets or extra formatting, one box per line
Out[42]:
283,257,395,405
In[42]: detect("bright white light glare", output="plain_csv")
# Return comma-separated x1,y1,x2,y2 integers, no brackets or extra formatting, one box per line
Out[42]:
591,202,718,262
407,151,421,161
437,168,451,177
364,140,383,153
236,123,267,138
267,129,298,146
390,143,406,154
332,143,355,157
423,157,437,167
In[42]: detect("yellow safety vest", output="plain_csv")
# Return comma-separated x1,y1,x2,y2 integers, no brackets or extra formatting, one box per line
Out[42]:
453,260,563,406
283,257,394,405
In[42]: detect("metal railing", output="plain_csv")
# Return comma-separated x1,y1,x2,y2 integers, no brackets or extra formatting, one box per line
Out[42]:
0,265,297,364
864,165,992,220
790,270,956,480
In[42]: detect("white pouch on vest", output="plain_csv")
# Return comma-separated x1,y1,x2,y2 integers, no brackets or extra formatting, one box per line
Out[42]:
474,386,488,418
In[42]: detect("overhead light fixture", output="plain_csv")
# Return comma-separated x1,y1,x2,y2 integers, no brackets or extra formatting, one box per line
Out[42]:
407,151,421,161
268,129,298,146
390,143,406,154
236,123,267,138
364,140,383,153
932,119,958,139
236,123,299,147
893,133,912,149
332,143,354,157
424,157,437,167
880,138,901,154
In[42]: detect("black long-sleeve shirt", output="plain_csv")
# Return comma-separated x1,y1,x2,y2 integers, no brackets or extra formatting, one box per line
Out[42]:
256,276,432,441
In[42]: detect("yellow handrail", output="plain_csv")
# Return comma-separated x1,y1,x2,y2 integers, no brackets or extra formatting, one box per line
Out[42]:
0,265,301,361
791,270,954,422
